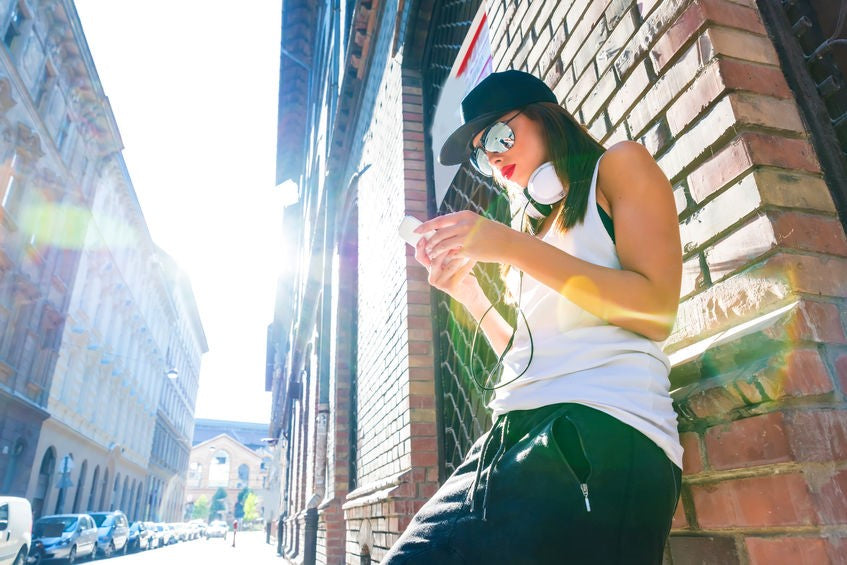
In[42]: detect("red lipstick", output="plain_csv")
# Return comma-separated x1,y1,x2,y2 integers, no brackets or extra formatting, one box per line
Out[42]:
502,164,516,179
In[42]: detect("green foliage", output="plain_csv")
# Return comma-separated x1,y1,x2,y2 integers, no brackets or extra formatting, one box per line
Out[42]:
209,487,227,521
191,495,209,520
243,492,259,524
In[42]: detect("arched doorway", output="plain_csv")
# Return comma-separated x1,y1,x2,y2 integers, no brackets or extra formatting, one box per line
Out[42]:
31,447,56,519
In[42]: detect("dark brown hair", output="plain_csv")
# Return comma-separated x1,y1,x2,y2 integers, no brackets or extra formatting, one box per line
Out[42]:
493,101,607,235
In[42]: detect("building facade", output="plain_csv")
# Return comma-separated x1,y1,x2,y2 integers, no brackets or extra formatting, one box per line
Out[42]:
0,0,121,500
271,0,847,564
0,0,207,524
185,433,271,524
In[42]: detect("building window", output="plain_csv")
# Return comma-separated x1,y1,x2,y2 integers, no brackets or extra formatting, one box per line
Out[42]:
208,450,229,487
34,62,55,110
0,152,24,219
55,114,70,151
3,2,26,50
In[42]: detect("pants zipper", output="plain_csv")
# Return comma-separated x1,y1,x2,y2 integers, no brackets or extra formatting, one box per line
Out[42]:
553,413,593,513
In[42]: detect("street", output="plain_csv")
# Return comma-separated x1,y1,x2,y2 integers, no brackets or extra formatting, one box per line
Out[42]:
104,531,285,565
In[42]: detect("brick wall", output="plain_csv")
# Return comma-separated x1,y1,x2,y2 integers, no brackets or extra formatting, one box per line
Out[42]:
338,0,441,562
480,0,847,563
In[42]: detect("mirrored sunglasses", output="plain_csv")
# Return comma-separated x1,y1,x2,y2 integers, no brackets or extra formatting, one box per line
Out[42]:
469,109,523,177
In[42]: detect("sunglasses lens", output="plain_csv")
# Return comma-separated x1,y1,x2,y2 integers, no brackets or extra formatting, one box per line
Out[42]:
483,122,515,153
471,147,493,176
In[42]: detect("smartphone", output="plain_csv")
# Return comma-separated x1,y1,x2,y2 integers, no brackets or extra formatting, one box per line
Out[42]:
398,215,434,246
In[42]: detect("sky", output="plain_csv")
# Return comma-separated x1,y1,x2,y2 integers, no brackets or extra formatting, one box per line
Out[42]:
75,1,285,425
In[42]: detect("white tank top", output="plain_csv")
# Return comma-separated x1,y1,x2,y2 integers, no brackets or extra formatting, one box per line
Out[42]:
489,152,683,469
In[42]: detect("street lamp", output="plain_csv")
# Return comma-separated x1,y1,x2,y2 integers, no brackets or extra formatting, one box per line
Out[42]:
166,367,178,380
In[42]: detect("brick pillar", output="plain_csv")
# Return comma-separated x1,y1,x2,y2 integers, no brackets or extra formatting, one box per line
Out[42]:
644,1,847,563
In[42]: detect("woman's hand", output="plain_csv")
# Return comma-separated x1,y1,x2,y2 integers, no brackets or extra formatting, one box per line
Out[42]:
415,210,514,264
414,235,482,305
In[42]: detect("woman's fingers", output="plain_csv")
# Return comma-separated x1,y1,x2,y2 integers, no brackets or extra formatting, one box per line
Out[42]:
442,254,472,282
429,233,465,259
416,212,461,234
415,237,431,268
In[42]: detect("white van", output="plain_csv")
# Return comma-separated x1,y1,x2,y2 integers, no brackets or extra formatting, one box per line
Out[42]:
0,497,32,565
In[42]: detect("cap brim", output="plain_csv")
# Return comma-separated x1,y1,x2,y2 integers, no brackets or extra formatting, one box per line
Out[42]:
438,109,510,166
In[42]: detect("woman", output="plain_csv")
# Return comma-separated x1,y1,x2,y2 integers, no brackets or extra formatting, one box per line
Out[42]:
383,70,683,564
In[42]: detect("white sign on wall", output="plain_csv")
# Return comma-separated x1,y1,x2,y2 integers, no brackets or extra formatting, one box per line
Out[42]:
430,5,493,208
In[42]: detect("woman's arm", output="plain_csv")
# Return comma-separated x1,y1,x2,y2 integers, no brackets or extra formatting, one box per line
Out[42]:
419,141,682,342
461,287,514,357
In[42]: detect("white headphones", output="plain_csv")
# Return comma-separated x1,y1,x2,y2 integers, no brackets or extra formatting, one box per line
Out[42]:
512,161,566,219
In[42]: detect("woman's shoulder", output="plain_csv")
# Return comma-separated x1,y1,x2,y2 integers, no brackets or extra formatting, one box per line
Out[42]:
597,140,662,202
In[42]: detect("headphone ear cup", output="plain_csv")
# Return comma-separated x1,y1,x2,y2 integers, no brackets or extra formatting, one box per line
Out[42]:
522,188,552,219
526,162,566,205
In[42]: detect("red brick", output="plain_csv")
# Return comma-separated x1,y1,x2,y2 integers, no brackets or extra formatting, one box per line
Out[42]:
668,535,740,565
650,0,766,73
759,253,847,298
719,57,793,99
784,410,847,462
686,384,747,420
680,432,703,475
704,412,791,471
813,469,847,524
416,481,438,499
690,473,816,528
772,211,847,257
703,209,847,283
838,355,847,392
671,497,689,529
826,536,847,564
757,348,833,399
705,26,779,66
763,300,847,345
412,450,437,467
745,537,830,565
410,436,436,452
688,133,821,204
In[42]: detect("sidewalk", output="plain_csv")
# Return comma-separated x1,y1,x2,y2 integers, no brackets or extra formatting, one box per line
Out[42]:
223,530,295,564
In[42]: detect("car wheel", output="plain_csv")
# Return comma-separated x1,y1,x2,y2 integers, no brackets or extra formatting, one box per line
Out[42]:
12,548,26,565
67,545,77,565
121,541,128,556
103,541,114,559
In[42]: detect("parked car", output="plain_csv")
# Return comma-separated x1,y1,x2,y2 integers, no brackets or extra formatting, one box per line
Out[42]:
0,497,31,565
127,521,151,552
205,520,227,539
88,511,129,558
144,522,162,549
188,519,207,539
172,523,187,542
162,524,177,546
30,514,97,564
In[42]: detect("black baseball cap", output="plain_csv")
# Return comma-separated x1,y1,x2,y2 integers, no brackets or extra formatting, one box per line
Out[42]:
438,69,558,166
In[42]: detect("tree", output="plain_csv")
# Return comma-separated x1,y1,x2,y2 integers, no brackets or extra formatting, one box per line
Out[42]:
243,492,259,525
191,495,210,521
209,487,227,521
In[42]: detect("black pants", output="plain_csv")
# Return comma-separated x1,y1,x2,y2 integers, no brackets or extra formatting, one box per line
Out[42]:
382,403,681,564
